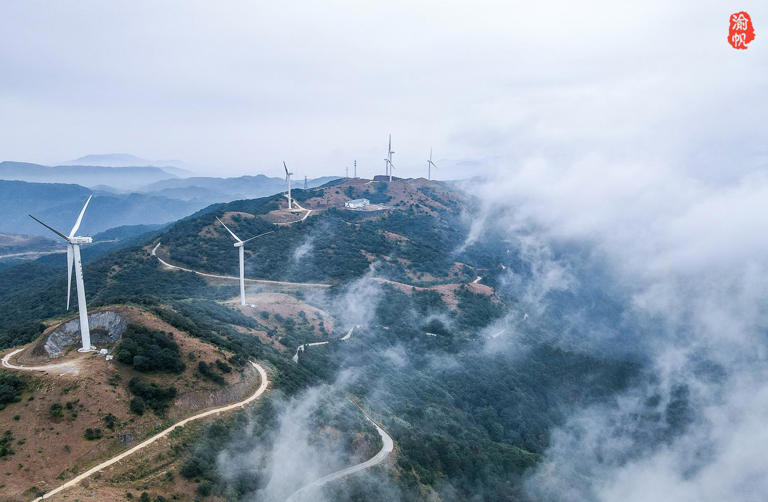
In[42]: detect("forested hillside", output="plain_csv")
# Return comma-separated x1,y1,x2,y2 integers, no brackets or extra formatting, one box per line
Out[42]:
0,179,645,501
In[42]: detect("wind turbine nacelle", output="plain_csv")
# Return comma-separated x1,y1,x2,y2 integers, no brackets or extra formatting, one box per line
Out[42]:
234,242,243,248
70,236,93,244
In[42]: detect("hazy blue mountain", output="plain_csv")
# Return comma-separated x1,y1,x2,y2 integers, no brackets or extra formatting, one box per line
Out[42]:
138,174,340,203
0,161,177,189
64,153,192,177
65,153,153,166
0,180,200,236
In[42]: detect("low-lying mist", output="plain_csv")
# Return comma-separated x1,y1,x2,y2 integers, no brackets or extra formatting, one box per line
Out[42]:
464,159,768,501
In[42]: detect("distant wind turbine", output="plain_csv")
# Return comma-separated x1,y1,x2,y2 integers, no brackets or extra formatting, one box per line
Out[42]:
29,195,95,352
216,216,274,306
427,148,438,180
384,134,395,182
284,161,294,210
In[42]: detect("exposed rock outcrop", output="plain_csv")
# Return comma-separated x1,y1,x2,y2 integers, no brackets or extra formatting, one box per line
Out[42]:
44,311,128,357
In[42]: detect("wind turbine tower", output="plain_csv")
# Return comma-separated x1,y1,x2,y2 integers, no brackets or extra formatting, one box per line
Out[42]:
29,195,95,351
346,166,349,178
385,134,395,182
284,161,294,210
427,148,438,180
304,175,308,190
354,160,357,178
216,217,273,306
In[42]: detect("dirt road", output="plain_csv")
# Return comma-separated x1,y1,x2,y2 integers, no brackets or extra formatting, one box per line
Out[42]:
151,243,329,288
30,360,269,501
2,348,80,375
284,405,394,501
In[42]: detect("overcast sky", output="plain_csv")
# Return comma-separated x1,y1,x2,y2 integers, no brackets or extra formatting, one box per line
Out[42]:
0,1,765,179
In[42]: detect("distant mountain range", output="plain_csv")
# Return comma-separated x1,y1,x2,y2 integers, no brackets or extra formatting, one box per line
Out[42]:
0,161,177,189
0,180,201,236
137,174,340,202
0,176,340,237
63,153,191,177
0,155,340,236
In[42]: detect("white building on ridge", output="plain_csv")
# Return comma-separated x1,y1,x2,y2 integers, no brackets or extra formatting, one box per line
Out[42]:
344,198,370,209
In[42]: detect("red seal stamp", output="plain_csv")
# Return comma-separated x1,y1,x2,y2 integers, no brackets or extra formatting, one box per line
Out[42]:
728,12,755,49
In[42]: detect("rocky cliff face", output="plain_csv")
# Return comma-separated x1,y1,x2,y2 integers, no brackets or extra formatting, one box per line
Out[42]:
44,311,127,357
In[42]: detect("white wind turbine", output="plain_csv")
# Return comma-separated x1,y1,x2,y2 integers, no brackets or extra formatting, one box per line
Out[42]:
29,195,95,352
384,134,395,182
216,217,273,306
427,148,438,180
284,161,294,210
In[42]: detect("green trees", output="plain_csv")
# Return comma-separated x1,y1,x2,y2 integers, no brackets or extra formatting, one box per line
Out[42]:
128,378,177,415
0,371,25,409
115,324,185,373
129,397,146,416
197,361,225,385
83,428,103,440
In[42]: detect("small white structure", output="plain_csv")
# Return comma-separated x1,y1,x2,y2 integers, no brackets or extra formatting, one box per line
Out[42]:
345,198,370,209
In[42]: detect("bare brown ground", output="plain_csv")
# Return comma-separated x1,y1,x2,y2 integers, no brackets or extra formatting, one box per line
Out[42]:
226,292,334,342
0,305,259,501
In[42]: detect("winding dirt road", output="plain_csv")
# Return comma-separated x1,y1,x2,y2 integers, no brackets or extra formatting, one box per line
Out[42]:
1,348,270,502
284,404,394,502
2,348,81,375
151,243,329,288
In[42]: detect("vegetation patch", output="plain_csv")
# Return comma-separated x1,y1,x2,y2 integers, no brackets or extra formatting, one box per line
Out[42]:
0,371,25,410
116,324,186,373
197,361,225,385
0,430,14,457
128,378,177,415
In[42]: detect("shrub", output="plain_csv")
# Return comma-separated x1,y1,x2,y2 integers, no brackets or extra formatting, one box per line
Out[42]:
196,480,213,496
0,430,14,457
49,402,63,418
130,397,146,415
197,362,225,385
0,371,25,407
84,428,103,440
128,378,177,414
103,413,117,430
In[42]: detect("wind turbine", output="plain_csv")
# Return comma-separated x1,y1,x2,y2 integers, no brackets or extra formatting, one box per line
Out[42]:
216,217,274,306
284,161,293,210
29,195,94,352
427,148,438,180
384,134,395,182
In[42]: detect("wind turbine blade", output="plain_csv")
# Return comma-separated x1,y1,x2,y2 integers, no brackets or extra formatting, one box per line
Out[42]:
69,195,93,237
66,244,73,310
28,215,69,241
283,161,289,176
241,230,275,244
215,216,242,242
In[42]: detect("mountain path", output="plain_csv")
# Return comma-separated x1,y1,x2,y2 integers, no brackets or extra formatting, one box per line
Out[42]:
151,243,329,288
16,354,270,501
284,403,394,501
2,348,81,375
